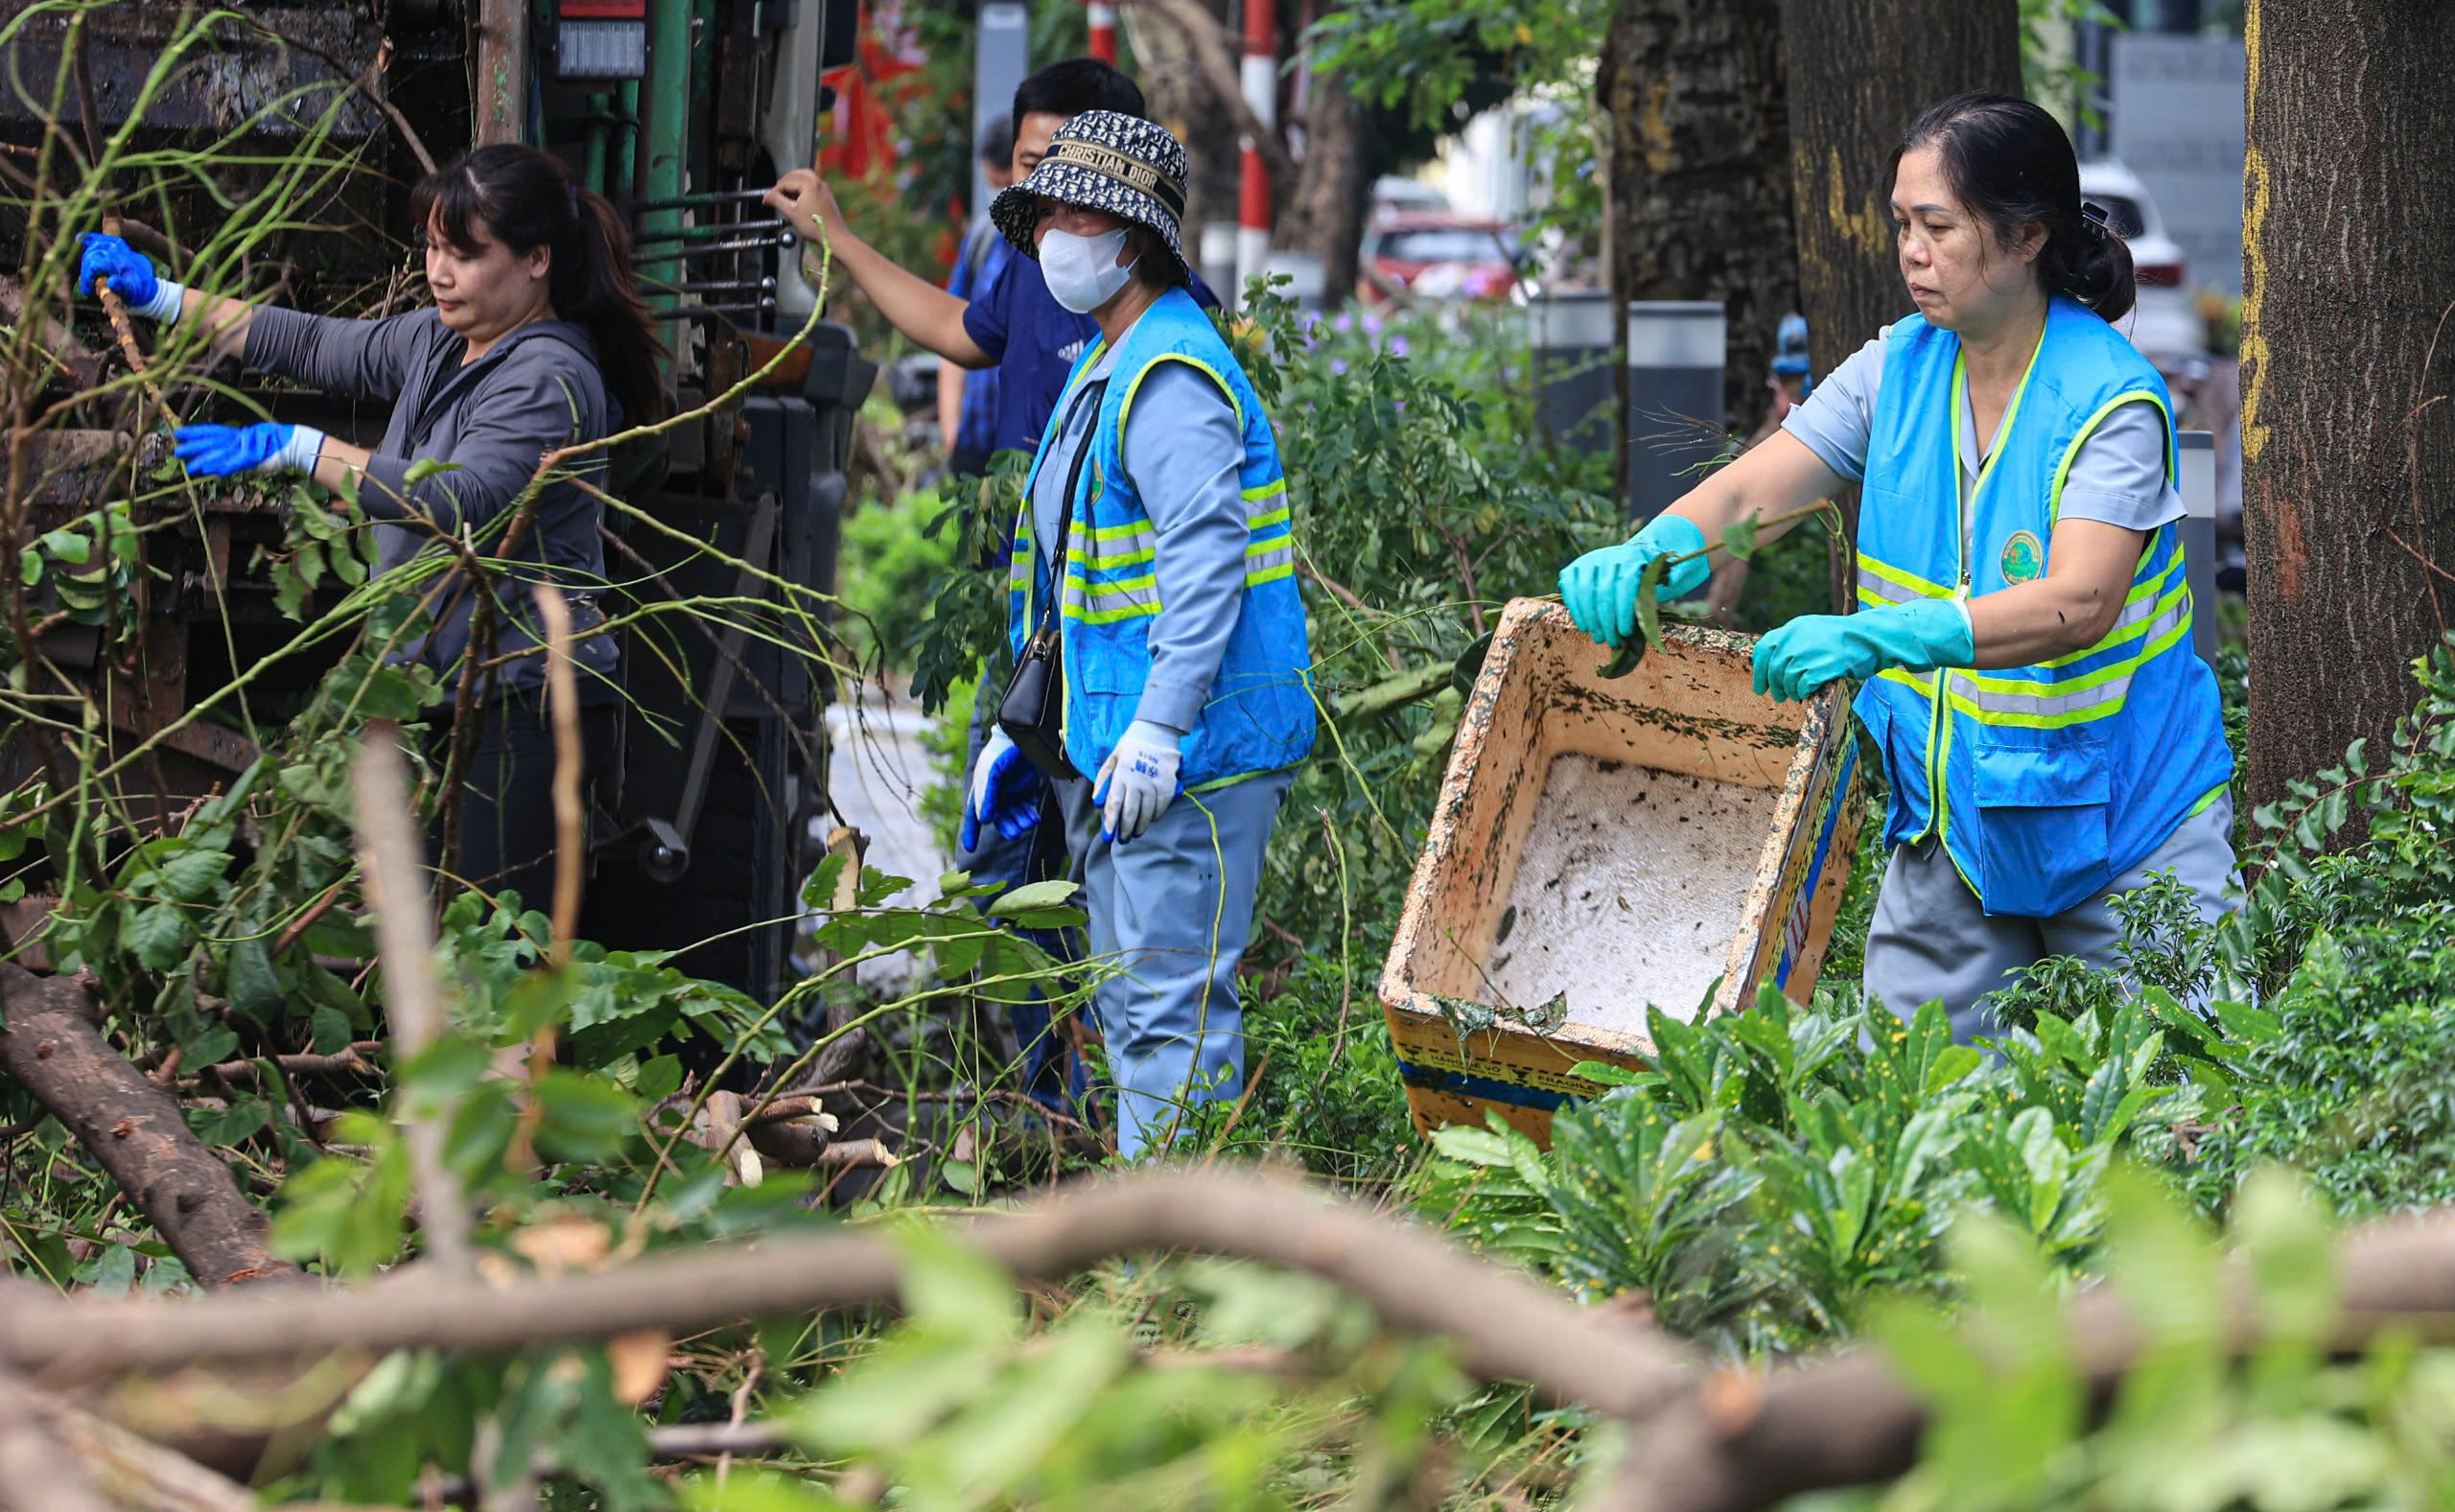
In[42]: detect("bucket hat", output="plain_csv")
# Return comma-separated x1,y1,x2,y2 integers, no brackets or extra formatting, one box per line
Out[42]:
991,109,1190,284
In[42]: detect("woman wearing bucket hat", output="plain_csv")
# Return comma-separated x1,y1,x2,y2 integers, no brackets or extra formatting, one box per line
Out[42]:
959,110,1316,1158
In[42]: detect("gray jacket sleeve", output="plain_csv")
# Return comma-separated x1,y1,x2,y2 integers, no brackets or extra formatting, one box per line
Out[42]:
356,345,599,535
1120,361,1251,734
242,306,430,403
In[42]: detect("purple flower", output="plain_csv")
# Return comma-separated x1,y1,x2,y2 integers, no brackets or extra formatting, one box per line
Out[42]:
1329,358,1348,376
1333,312,1354,335
1392,399,1408,413
1389,335,1411,357
1362,310,1384,337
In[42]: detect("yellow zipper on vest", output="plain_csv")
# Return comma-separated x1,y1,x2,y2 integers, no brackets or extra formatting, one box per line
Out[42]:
1920,343,2043,849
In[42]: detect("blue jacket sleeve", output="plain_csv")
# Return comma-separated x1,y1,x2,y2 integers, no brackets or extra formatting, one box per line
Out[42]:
961,256,1013,362
1119,361,1251,733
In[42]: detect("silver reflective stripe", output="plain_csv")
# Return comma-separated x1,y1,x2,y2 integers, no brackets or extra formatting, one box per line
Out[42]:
1856,568,1924,607
1963,670,2133,720
1247,544,1296,577
1961,595,2191,719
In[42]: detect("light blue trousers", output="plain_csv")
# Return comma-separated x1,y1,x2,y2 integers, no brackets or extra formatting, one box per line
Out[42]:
1862,793,2240,1043
1054,767,1293,1157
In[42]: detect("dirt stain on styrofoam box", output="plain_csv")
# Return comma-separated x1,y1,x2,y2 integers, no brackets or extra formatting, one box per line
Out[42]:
1485,754,1779,1036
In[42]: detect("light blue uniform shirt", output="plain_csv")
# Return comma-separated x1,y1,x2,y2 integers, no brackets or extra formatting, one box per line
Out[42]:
1782,327,2185,533
1029,345,1251,736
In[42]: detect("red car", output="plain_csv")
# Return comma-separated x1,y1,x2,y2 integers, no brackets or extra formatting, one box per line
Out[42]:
1363,213,1522,303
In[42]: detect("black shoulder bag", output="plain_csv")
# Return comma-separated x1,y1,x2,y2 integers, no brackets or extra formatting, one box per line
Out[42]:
997,378,1109,780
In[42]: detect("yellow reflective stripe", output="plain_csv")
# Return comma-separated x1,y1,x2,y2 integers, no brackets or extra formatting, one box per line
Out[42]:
1116,351,1248,435
1857,552,1949,600
2187,779,2229,819
1241,478,1287,501
1064,601,1163,625
1984,579,2190,690
1245,560,1296,588
1087,518,1152,543
1248,502,1291,529
1948,602,2193,729
2047,389,2175,528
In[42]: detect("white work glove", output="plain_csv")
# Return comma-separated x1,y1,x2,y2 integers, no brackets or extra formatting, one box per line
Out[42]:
1094,719,1183,844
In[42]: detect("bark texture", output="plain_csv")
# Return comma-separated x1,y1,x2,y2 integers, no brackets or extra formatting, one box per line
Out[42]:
2239,0,2455,807
1121,0,1260,246
1601,0,1796,446
1278,61,1373,302
1777,0,2020,607
0,965,297,1290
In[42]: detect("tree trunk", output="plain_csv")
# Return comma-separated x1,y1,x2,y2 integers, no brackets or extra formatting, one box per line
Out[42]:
2240,0,2455,808
1778,0,2021,608
1279,67,1371,303
1601,0,1796,444
1122,0,1251,259
0,965,299,1290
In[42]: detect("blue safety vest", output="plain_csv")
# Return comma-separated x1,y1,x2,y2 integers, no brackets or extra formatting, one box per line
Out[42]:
1007,287,1317,790
1854,298,2233,918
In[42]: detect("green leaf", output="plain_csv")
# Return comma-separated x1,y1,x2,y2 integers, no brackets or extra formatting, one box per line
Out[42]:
19,551,41,587
1634,552,1668,650
532,1069,640,1163
78,1243,138,1296
38,527,91,564
225,938,284,1025
986,879,1080,916
125,902,193,972
633,1054,684,1103
310,1004,355,1056
152,846,231,903
1719,514,1762,562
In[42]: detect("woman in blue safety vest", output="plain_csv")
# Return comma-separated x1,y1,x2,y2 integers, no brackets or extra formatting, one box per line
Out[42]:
889,110,1313,1155
1557,93,2235,1043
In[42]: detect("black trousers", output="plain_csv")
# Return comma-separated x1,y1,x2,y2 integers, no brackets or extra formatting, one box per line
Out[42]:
426,694,620,914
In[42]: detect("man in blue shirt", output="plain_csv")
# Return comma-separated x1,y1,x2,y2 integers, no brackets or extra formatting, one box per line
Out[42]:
941,113,1014,477
769,58,1218,467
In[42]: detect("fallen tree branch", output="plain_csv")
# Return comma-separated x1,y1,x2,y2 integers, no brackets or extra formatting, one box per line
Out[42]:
199,1044,382,1084
350,727,472,1273
1596,1205,2455,1512
0,965,298,1290
0,1168,1703,1420
0,1368,256,1512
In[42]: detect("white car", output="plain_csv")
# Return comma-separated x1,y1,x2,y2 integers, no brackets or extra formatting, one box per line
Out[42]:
2077,158,2207,367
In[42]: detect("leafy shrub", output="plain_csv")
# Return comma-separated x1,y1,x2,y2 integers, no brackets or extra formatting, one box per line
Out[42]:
837,487,963,670
1422,991,2197,1357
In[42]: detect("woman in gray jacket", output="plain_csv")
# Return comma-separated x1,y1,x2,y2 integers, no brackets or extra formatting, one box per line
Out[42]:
78,144,665,910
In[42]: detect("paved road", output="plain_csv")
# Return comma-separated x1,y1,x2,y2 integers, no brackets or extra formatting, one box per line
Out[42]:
816,689,952,991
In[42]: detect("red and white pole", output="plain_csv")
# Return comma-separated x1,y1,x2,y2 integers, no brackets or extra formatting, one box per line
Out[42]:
1087,0,1118,62
1235,0,1276,309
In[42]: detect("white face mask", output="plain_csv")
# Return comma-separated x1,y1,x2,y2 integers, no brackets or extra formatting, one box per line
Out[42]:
1040,226,1138,314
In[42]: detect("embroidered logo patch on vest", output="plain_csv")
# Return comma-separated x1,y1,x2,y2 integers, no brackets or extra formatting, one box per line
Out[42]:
1999,529,2046,584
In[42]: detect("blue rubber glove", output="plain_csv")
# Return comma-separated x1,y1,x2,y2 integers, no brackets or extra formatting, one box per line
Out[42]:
1557,513,1712,647
77,233,184,322
1751,598,1976,703
172,423,327,478
960,727,1047,856
1092,719,1184,844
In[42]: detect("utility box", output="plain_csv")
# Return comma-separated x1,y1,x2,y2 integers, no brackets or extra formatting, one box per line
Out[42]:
1378,600,1865,1146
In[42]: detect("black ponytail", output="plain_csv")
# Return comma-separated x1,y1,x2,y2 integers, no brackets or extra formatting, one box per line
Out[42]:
1889,92,2137,325
410,145,670,431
